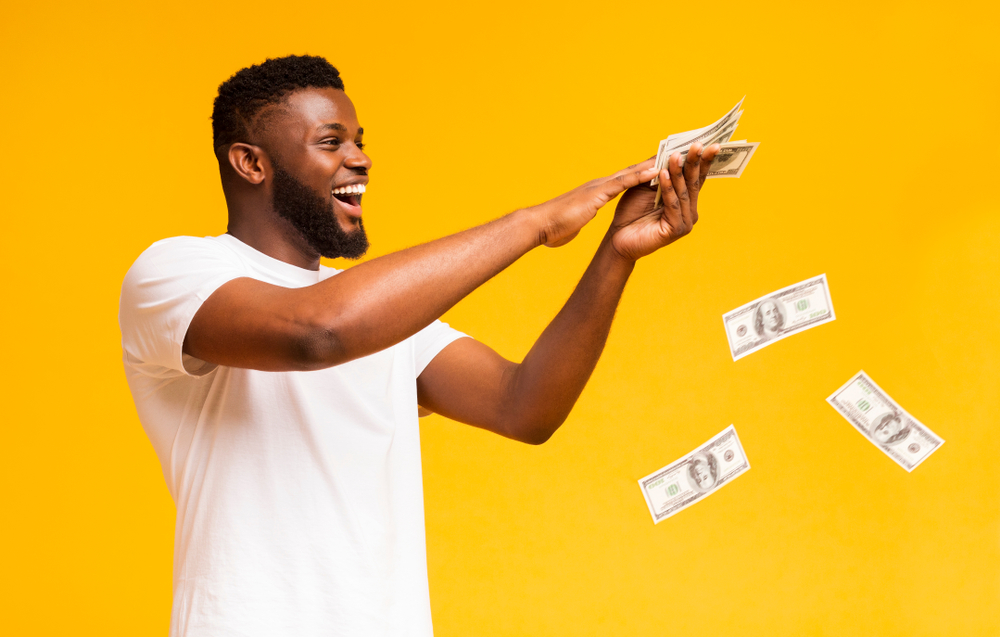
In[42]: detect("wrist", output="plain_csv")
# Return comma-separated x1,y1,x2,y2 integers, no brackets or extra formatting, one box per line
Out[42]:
511,204,550,250
597,230,637,275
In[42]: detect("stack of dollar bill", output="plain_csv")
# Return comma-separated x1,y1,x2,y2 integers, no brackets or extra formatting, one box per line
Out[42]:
651,97,758,202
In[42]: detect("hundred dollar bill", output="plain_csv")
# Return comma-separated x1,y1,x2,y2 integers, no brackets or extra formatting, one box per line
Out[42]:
654,111,742,176
708,142,759,178
651,97,745,187
675,140,760,179
723,274,836,361
827,371,944,472
654,106,742,167
652,136,755,206
638,425,750,524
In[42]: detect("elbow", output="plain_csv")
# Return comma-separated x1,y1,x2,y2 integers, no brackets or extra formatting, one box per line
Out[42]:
522,429,555,446
498,367,568,444
509,416,565,446
292,324,349,371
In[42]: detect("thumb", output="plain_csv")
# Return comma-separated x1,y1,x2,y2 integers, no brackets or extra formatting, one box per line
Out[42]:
600,164,659,199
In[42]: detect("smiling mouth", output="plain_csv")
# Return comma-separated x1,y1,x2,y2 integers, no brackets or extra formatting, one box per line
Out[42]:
332,183,366,212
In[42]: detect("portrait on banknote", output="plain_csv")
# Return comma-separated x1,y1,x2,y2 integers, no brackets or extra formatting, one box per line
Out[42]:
686,453,719,492
711,147,741,172
871,412,911,446
753,299,785,340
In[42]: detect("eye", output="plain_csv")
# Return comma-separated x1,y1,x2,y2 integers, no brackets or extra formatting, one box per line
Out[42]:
323,138,341,147
356,141,365,150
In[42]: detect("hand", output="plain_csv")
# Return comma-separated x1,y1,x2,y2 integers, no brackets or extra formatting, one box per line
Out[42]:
525,160,660,248
608,142,720,262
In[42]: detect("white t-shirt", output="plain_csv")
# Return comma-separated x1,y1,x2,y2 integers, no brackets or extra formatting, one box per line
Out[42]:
119,234,467,637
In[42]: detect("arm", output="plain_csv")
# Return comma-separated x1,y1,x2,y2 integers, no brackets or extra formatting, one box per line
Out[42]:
184,161,660,372
416,143,719,444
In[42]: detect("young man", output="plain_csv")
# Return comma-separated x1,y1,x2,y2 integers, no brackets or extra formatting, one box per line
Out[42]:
119,55,720,636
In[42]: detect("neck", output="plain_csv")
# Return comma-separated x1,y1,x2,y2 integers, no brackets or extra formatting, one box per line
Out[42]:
220,164,324,271
226,214,322,271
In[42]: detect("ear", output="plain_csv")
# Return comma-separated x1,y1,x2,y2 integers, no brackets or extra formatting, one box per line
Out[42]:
227,143,269,185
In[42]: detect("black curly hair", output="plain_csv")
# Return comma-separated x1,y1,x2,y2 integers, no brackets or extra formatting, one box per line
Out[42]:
211,55,345,152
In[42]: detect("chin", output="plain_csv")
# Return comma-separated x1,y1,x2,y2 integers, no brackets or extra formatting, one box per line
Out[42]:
335,213,362,232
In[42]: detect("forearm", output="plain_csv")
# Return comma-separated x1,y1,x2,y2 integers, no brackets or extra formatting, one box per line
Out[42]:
501,231,634,443
187,161,658,372
298,209,542,366
415,154,705,442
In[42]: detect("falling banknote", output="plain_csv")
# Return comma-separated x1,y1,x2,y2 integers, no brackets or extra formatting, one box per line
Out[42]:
827,371,944,472
723,274,836,361
638,425,750,524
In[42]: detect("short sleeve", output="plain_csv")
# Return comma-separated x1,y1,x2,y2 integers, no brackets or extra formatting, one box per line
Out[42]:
119,237,246,376
412,320,470,377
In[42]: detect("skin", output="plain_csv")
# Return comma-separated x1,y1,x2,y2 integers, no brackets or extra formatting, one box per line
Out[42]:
187,87,719,444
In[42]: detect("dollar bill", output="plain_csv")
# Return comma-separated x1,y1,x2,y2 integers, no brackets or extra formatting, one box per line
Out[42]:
707,141,759,178
654,113,741,176
652,135,756,206
651,97,745,187
674,140,760,179
723,274,836,361
638,425,750,524
656,106,742,161
662,116,741,166
827,371,944,472
663,101,743,156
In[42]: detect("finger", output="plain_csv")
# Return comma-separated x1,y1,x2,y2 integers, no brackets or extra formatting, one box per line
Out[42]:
609,157,656,178
601,162,659,198
659,172,684,236
683,143,704,224
684,142,702,202
698,143,721,187
668,151,692,232
683,142,703,195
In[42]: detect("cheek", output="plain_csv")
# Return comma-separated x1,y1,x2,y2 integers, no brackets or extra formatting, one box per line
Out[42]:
306,150,345,176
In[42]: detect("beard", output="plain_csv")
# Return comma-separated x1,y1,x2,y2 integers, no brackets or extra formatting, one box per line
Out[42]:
271,163,370,260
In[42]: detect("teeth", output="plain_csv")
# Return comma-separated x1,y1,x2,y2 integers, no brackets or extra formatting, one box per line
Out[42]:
332,184,366,196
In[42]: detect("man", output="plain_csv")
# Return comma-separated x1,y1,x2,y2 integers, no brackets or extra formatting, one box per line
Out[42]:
119,55,721,636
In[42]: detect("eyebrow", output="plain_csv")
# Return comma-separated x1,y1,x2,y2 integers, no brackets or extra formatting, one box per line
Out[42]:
317,123,363,135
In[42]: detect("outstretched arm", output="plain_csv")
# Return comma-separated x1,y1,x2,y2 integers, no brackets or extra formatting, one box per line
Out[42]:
416,143,718,444
185,161,659,372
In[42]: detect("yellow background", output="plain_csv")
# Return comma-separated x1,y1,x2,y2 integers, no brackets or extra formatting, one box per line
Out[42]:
3,1,998,635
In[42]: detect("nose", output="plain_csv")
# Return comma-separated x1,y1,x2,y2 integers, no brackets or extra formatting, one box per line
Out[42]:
345,142,372,171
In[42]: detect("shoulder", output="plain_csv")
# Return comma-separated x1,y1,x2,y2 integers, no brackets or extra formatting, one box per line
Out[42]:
121,235,250,315
125,235,244,280
318,263,343,278
131,235,237,265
